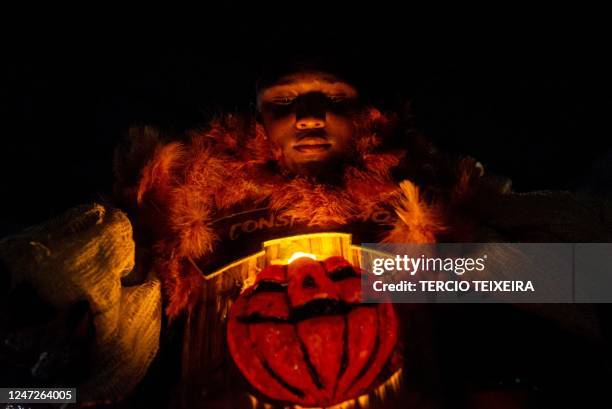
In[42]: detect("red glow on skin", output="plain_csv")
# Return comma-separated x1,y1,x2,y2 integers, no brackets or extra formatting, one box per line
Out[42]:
258,72,360,177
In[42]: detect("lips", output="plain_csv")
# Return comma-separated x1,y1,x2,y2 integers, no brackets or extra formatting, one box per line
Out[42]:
293,136,332,153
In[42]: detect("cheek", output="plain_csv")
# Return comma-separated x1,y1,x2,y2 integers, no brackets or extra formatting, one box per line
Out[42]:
262,115,295,147
327,114,356,147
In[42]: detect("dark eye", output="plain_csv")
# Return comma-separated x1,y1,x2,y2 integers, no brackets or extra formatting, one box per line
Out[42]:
328,95,347,103
272,96,295,105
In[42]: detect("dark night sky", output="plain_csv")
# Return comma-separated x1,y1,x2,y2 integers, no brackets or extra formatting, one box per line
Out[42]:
2,10,610,234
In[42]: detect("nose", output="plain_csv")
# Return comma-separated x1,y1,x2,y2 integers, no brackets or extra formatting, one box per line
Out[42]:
295,117,325,130
294,93,327,130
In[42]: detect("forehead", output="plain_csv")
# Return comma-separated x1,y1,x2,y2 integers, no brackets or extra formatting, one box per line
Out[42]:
257,71,358,105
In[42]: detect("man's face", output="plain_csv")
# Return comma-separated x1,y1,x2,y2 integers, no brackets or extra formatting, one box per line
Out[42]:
258,71,360,177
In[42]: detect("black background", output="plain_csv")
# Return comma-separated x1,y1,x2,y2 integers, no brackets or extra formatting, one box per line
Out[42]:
2,9,610,234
